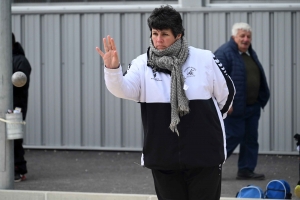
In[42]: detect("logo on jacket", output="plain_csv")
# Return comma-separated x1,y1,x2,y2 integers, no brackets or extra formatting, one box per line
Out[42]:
151,72,162,81
213,55,228,76
184,67,196,78
151,71,162,81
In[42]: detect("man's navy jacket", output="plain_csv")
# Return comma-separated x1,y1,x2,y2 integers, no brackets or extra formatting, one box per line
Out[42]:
214,37,270,117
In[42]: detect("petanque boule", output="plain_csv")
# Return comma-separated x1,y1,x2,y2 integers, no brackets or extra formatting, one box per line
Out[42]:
12,71,27,87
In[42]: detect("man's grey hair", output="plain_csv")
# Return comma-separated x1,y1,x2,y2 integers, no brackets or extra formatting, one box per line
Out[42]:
231,22,252,36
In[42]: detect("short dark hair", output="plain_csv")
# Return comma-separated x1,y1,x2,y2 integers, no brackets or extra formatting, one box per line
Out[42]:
12,33,16,46
147,5,185,38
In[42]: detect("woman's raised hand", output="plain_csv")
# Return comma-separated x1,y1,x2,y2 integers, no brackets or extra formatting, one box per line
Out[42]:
96,35,120,69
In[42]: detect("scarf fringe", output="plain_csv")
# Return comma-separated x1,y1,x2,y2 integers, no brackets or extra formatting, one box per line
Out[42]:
178,105,190,116
169,119,180,136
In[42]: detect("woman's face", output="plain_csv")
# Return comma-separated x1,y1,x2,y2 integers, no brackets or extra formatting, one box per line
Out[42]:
151,29,181,50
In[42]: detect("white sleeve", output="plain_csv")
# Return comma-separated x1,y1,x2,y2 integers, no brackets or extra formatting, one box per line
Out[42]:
104,58,142,102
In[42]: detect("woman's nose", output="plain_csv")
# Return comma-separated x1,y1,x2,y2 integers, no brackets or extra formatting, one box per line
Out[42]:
157,35,163,41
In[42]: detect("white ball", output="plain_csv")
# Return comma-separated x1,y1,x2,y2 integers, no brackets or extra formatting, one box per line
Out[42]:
12,71,27,87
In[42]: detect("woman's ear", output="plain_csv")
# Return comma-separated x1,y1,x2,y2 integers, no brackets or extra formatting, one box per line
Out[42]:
176,34,182,40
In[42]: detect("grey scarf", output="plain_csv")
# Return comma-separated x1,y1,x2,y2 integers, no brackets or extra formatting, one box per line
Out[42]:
147,37,189,135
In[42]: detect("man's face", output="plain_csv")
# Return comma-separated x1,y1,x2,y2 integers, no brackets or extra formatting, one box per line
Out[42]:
233,29,252,53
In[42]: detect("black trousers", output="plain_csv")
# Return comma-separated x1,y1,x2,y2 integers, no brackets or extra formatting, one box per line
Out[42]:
151,165,222,200
14,139,27,174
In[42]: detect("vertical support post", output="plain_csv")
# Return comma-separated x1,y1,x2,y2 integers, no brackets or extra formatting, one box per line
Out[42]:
0,0,14,189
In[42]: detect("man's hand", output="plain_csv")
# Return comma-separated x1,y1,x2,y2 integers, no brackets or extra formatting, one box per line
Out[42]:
96,35,120,69
228,106,233,115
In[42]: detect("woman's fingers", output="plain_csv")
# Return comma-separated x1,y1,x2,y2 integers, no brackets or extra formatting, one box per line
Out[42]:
103,37,109,53
96,47,104,57
113,50,119,63
110,37,116,51
106,35,112,50
102,35,115,52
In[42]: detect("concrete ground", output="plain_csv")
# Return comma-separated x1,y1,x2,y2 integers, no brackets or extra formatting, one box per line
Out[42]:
12,149,300,199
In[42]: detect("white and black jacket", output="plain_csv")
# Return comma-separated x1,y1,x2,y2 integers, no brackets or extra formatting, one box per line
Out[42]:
105,46,235,170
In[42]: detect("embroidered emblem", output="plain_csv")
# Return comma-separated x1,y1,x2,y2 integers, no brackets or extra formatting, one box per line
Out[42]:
184,67,196,78
151,77,162,81
150,68,162,81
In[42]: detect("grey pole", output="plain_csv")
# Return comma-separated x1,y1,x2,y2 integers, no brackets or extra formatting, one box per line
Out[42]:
0,0,14,189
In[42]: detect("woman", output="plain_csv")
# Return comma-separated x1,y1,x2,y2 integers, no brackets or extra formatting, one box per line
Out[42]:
96,5,235,200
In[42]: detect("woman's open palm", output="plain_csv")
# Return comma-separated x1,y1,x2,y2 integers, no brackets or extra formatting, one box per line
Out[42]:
96,35,120,69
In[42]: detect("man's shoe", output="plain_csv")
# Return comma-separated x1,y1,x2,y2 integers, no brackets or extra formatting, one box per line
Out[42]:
236,169,265,180
14,173,26,182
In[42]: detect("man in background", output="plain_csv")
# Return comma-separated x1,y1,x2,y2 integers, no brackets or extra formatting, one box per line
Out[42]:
214,22,270,180
12,33,31,182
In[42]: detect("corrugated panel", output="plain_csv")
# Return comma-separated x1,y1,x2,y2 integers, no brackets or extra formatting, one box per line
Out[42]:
81,14,102,147
11,15,21,40
61,14,82,146
251,12,271,152
11,9,300,154
294,12,300,151
101,13,123,148
23,15,43,146
273,12,293,152
42,14,62,146
207,12,227,51
142,13,151,51
184,12,205,49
